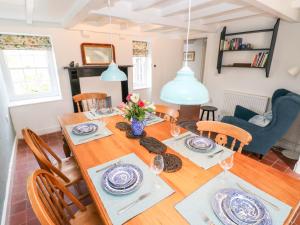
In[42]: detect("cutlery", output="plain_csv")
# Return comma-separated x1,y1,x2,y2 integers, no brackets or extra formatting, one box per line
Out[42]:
200,212,215,225
174,134,191,142
90,111,96,117
78,133,102,142
117,193,151,215
236,183,280,211
207,149,224,158
95,160,122,173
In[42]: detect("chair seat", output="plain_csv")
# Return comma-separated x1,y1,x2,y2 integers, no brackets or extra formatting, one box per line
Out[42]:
55,156,82,186
70,204,103,225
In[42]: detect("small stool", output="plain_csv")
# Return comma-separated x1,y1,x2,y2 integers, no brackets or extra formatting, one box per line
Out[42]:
200,106,218,121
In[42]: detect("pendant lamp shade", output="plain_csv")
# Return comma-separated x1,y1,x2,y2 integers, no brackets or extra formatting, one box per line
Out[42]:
100,62,127,81
160,66,209,105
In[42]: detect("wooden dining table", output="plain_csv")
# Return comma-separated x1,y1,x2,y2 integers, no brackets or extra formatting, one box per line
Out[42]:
58,113,300,225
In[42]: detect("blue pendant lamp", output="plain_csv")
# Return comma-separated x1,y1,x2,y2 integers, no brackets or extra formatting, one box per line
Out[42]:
160,0,209,105
100,0,127,82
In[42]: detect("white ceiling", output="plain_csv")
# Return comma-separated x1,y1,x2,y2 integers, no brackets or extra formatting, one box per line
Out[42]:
0,0,299,36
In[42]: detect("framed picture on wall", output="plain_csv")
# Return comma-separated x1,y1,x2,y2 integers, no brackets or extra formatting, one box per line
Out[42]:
81,43,116,65
183,51,195,61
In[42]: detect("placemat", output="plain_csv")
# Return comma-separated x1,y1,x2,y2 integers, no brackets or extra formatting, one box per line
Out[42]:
65,121,113,145
163,131,234,170
87,153,174,225
84,108,123,120
145,115,164,126
175,171,292,225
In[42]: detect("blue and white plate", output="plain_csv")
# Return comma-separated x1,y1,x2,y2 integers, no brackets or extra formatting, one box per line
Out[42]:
102,164,143,195
211,188,272,225
72,123,98,136
107,165,137,189
185,136,215,153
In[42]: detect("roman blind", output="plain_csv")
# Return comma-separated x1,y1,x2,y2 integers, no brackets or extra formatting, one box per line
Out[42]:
0,34,51,50
132,40,148,57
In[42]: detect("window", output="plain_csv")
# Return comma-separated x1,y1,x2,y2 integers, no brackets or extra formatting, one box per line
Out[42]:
132,41,151,90
0,34,60,104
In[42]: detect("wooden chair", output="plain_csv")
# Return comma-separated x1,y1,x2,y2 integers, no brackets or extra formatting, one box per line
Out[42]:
73,92,107,112
196,121,252,153
155,104,179,123
27,169,103,225
22,128,83,193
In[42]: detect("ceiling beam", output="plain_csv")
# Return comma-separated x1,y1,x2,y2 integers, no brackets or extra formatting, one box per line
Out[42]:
91,2,216,32
132,0,165,11
160,0,221,17
25,0,34,24
62,0,110,28
241,0,300,22
291,0,300,8
200,9,262,25
189,3,245,21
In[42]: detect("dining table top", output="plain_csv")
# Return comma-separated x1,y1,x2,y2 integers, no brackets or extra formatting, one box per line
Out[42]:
58,112,300,225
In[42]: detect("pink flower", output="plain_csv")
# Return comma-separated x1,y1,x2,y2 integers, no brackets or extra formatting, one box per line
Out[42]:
126,94,132,101
138,100,145,107
118,102,126,110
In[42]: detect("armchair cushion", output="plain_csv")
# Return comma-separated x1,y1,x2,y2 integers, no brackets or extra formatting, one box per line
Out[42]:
234,105,258,121
248,114,271,127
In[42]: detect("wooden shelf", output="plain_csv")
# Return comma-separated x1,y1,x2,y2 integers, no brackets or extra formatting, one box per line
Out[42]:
225,29,273,36
222,65,265,69
222,48,270,52
217,18,280,78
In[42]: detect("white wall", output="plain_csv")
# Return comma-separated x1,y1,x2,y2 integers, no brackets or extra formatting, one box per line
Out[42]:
0,21,183,137
202,16,300,116
184,38,206,82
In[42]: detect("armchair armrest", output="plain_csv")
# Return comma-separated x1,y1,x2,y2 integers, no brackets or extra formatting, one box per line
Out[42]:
222,116,263,135
234,105,258,121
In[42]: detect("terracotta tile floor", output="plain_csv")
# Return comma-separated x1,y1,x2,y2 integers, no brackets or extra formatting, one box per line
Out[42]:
6,131,300,225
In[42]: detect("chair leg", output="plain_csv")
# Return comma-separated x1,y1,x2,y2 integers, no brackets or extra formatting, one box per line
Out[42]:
212,111,215,121
200,110,205,120
74,182,83,195
206,111,209,120
259,154,264,160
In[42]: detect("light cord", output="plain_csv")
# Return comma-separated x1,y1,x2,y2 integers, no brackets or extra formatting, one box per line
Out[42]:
184,0,191,66
107,0,114,63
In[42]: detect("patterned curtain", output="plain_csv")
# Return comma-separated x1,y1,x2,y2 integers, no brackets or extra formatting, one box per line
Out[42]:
0,34,52,50
132,40,148,57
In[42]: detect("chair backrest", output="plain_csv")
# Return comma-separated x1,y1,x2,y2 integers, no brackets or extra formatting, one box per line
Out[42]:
27,169,86,225
22,128,70,183
73,92,107,112
155,104,179,122
196,121,252,153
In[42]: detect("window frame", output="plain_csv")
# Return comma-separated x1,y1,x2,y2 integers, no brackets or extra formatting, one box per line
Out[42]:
0,35,61,104
132,41,152,90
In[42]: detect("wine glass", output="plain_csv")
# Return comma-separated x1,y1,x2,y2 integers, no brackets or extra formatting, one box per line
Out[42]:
218,153,234,179
90,101,98,116
170,122,181,139
150,154,164,188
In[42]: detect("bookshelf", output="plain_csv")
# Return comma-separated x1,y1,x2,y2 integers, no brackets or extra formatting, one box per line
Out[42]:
217,19,280,78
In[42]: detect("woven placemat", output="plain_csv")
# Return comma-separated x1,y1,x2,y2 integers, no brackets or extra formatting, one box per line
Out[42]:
162,153,182,173
115,122,131,131
126,130,147,139
140,137,167,154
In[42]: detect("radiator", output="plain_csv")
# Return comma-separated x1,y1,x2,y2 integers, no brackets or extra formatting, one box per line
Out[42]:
223,90,269,116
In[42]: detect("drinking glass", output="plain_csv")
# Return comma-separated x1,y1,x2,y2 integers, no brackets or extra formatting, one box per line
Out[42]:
218,153,234,179
150,154,164,188
170,122,181,138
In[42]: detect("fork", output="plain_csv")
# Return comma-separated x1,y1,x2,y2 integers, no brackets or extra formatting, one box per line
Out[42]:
236,183,280,211
78,133,102,142
200,212,215,225
117,192,151,215
207,149,224,158
173,133,191,142
95,160,122,173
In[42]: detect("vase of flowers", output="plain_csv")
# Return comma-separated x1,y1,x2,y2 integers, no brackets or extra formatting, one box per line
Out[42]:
121,93,155,136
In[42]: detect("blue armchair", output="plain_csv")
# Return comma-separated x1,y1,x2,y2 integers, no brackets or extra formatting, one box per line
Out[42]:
221,89,300,156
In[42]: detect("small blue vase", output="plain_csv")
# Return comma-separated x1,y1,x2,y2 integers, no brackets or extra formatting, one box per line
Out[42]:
131,118,145,136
